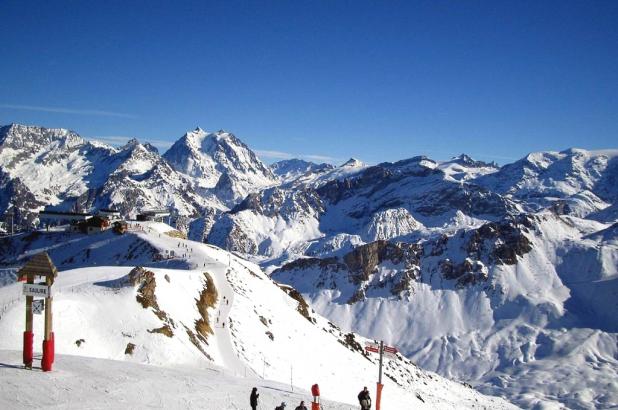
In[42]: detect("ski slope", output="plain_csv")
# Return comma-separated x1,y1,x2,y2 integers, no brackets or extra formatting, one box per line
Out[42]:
0,350,351,410
0,222,516,409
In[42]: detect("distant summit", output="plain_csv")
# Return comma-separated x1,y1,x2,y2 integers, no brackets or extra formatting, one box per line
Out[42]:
270,158,335,184
340,158,365,168
163,127,277,206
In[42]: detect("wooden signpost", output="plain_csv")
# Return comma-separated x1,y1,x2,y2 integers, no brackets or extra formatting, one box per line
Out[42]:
18,252,57,371
365,340,399,410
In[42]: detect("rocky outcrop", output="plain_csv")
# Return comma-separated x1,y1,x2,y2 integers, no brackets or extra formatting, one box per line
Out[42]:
275,214,537,300
344,240,422,284
465,215,533,265
195,272,217,342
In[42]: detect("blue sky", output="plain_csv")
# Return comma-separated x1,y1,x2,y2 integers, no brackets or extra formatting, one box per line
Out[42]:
1,1,616,165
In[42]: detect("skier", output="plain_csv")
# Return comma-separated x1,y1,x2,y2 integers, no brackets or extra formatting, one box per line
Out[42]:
275,402,287,410
294,401,307,410
250,387,259,410
358,386,371,410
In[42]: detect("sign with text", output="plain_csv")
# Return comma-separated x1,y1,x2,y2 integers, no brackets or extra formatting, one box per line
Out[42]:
365,345,380,353
383,345,398,354
23,283,51,298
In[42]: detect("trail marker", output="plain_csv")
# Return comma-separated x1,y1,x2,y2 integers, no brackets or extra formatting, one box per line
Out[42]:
18,252,57,371
364,340,399,410
23,283,51,298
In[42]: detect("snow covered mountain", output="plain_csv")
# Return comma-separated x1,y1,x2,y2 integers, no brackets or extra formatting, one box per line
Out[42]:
0,124,210,225
205,154,518,259
200,149,618,409
270,158,335,184
0,223,514,409
475,148,618,220
163,127,278,207
1,121,616,408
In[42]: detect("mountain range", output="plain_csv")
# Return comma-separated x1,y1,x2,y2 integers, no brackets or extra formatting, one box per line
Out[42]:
0,122,616,409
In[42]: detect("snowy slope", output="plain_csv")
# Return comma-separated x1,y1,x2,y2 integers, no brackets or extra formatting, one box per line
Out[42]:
0,224,515,409
0,350,357,410
272,213,618,409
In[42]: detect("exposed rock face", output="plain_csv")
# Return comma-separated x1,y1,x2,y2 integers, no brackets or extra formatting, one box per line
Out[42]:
277,284,316,323
464,215,534,265
130,267,159,310
273,214,535,300
345,240,408,283
195,272,218,342
274,240,424,302
126,267,176,335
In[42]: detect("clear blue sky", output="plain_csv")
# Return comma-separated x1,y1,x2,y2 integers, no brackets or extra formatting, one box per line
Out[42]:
1,1,616,165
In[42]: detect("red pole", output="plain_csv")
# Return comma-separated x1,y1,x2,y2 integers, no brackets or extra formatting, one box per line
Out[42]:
23,275,34,369
376,341,384,410
376,382,384,410
42,339,52,371
311,383,320,410
50,332,55,364
23,331,33,367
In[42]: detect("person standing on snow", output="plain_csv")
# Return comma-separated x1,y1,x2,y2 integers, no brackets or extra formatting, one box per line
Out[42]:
294,400,308,410
275,402,287,410
358,386,371,410
250,387,259,410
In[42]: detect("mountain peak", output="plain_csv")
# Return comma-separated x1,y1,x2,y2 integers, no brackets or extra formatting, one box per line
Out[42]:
341,158,364,168
163,127,277,206
448,154,498,168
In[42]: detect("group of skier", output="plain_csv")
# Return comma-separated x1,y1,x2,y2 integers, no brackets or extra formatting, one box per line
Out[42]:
250,386,372,410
